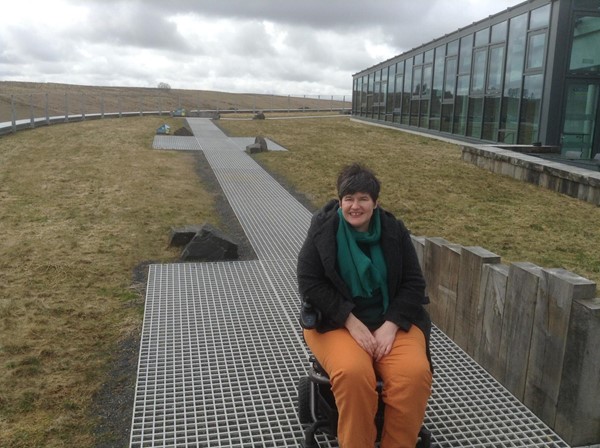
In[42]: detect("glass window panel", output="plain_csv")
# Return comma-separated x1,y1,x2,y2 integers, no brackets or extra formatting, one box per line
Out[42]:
487,45,504,94
530,4,551,29
574,0,600,9
397,60,405,75
420,99,430,128
431,47,445,131
518,74,544,143
394,75,403,111
422,65,433,97
527,32,546,70
415,53,424,65
410,100,420,126
569,16,600,74
454,75,470,135
491,21,507,43
471,49,487,94
387,72,395,114
475,28,489,47
505,14,527,93
381,67,388,81
444,57,457,101
433,46,445,91
441,103,454,132
413,66,423,96
447,39,459,56
561,82,599,158
368,73,374,95
467,97,484,138
402,59,413,125
425,49,434,64
482,96,502,141
459,34,474,73
500,13,527,142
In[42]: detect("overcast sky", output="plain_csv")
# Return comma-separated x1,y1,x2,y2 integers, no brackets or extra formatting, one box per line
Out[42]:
0,0,523,96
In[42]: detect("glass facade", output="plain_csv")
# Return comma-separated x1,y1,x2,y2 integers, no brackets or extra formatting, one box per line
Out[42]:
353,0,600,159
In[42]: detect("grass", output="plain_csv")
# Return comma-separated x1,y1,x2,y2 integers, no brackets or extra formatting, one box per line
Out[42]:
217,116,600,284
1,112,599,447
0,116,219,447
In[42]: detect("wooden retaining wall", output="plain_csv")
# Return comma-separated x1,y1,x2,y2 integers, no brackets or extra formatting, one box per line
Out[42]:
412,235,600,447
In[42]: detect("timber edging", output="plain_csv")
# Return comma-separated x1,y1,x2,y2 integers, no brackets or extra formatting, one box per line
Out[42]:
412,235,600,447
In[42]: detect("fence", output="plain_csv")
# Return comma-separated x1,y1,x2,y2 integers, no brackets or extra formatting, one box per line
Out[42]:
0,89,351,135
411,235,600,447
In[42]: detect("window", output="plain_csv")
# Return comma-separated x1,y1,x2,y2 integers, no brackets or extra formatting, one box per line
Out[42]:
402,59,413,125
487,45,504,94
529,4,550,29
413,66,423,96
425,49,434,64
387,64,396,115
454,75,470,135
518,74,544,143
500,13,527,143
447,39,459,56
431,45,445,130
475,28,489,47
482,97,502,141
569,16,600,74
471,49,487,94
444,57,457,101
459,35,474,74
491,21,507,43
467,97,484,138
527,32,546,70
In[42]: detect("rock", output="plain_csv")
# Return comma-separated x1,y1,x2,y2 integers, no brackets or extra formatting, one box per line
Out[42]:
253,111,265,120
169,225,202,247
246,135,269,154
180,224,238,261
174,126,193,136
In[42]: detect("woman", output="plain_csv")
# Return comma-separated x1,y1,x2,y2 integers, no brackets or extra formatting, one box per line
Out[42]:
297,163,432,448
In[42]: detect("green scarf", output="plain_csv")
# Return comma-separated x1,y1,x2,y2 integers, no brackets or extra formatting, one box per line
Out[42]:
336,207,389,313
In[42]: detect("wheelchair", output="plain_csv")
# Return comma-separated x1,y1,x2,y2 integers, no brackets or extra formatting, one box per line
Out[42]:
297,302,433,448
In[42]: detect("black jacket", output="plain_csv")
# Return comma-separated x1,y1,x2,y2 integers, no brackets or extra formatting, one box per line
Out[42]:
297,199,432,353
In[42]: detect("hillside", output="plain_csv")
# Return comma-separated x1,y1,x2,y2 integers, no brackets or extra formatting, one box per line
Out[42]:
0,81,349,123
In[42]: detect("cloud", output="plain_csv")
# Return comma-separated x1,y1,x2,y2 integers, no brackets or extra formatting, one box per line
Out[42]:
0,0,523,95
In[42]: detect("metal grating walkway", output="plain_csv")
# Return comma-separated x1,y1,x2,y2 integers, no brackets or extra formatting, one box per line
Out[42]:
130,118,569,447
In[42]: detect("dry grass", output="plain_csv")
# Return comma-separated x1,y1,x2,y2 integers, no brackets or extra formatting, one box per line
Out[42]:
0,117,218,447
0,81,348,123
218,116,600,285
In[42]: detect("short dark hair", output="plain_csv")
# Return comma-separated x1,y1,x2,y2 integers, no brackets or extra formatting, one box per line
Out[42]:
336,163,381,201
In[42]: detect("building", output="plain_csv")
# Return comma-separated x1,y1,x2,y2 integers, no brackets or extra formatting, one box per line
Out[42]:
352,0,600,160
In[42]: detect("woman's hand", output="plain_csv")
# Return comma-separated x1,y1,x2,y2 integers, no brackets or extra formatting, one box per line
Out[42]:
373,321,399,361
344,313,377,356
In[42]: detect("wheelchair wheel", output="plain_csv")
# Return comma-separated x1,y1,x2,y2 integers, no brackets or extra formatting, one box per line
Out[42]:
297,377,312,425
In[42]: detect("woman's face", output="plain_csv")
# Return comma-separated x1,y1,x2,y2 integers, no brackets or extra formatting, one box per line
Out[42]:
339,191,377,232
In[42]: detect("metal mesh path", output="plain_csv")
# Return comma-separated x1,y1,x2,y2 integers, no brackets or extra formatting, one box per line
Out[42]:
130,118,569,447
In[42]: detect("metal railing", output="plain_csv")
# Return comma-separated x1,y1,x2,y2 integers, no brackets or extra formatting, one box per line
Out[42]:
0,90,352,135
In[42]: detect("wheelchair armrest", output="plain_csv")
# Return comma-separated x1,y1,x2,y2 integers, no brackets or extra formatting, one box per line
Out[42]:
299,301,320,329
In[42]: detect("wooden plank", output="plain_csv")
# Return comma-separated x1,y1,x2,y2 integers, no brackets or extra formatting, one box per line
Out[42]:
423,237,448,328
500,262,542,399
453,246,501,355
555,297,600,446
410,235,425,270
475,263,509,382
524,269,596,428
437,244,462,338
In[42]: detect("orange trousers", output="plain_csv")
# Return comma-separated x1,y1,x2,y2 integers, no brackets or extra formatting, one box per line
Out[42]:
304,325,432,448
